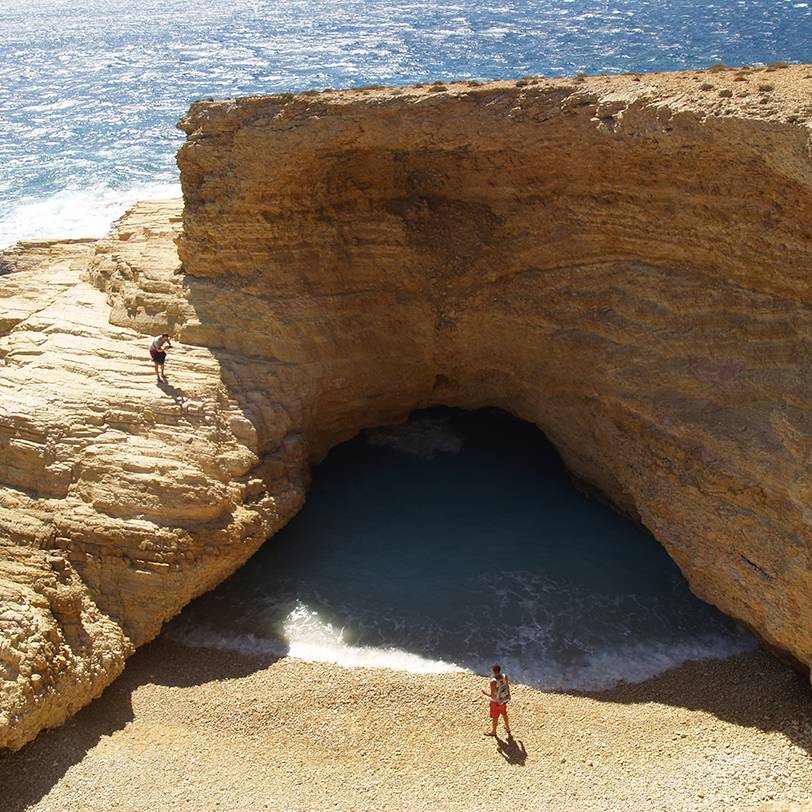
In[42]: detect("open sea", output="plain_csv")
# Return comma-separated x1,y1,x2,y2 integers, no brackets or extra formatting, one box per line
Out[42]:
3,1,798,685
0,0,810,247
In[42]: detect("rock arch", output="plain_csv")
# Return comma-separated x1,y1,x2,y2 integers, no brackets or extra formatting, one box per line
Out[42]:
1,68,810,749
174,72,812,670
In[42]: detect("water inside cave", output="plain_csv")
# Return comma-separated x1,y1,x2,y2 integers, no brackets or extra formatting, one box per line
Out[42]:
167,407,755,690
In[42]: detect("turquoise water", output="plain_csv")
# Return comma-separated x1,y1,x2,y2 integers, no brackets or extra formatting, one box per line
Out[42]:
168,409,755,689
1,0,810,247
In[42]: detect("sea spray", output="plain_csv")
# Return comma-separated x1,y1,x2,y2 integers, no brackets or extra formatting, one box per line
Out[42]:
0,181,182,249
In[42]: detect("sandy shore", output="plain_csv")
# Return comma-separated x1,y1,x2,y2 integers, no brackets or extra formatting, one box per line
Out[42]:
0,639,810,812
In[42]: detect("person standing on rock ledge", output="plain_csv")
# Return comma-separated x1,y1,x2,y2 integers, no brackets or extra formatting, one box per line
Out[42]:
149,333,172,383
482,663,512,738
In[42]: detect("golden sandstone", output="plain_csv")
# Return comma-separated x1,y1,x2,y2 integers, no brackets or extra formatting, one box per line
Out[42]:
1,66,810,749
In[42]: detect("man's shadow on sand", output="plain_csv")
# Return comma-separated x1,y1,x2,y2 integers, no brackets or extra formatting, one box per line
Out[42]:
495,735,528,766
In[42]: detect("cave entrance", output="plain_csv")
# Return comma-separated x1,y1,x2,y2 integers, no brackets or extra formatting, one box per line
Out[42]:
168,407,753,690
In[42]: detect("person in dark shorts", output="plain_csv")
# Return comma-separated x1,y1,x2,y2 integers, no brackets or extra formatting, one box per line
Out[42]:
149,333,172,382
481,663,512,738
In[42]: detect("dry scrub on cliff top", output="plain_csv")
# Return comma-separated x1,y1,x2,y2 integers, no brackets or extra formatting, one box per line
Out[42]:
2,65,812,753
285,63,812,125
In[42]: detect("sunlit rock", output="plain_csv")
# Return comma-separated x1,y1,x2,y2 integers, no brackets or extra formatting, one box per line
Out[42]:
1,66,811,749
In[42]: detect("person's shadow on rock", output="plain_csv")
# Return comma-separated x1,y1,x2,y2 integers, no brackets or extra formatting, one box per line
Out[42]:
157,378,186,409
496,735,528,766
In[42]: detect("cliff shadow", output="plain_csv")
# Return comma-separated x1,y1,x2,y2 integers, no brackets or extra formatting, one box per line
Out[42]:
132,633,286,689
0,636,284,811
0,677,134,812
570,649,812,756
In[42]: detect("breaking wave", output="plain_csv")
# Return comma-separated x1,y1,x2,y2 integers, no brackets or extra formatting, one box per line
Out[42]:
171,599,755,690
0,181,181,249
167,408,757,691
171,602,464,675
169,567,756,690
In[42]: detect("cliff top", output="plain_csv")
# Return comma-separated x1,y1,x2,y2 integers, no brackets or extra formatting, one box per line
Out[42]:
179,63,812,132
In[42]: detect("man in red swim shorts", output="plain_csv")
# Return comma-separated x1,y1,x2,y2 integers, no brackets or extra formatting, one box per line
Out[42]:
481,663,512,738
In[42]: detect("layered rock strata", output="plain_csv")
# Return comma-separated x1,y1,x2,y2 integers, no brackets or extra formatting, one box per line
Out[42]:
1,65,811,749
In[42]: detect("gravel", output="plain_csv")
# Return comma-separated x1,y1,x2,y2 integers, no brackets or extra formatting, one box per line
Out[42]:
0,639,809,812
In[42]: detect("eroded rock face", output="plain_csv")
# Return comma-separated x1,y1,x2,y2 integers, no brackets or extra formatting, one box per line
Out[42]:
1,66,811,748
0,206,309,748
175,69,812,662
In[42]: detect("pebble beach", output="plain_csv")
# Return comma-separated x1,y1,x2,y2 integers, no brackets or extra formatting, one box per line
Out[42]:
0,639,809,812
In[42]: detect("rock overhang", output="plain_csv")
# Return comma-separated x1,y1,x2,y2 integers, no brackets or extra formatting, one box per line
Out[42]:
0,65,811,750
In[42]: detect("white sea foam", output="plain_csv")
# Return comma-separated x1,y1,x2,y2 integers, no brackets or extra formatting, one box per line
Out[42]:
479,570,758,690
282,603,464,673
495,633,758,692
0,180,182,249
365,417,465,459
170,601,755,688
171,603,465,675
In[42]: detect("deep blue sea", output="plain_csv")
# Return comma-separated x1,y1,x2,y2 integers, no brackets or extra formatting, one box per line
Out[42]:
0,0,810,247
168,409,755,689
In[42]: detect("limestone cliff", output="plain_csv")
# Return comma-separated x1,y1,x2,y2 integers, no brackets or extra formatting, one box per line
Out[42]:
1,65,811,749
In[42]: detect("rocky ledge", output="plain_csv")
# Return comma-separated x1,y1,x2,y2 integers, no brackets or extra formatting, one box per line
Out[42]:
1,65,811,749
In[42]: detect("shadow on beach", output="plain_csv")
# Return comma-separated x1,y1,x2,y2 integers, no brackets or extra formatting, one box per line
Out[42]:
571,649,812,756
0,637,285,812
0,638,809,810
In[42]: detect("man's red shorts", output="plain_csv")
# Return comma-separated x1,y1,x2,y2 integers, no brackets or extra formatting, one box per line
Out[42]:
489,701,507,719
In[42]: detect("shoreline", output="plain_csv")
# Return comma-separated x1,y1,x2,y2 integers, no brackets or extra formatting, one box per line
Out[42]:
1,637,809,812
